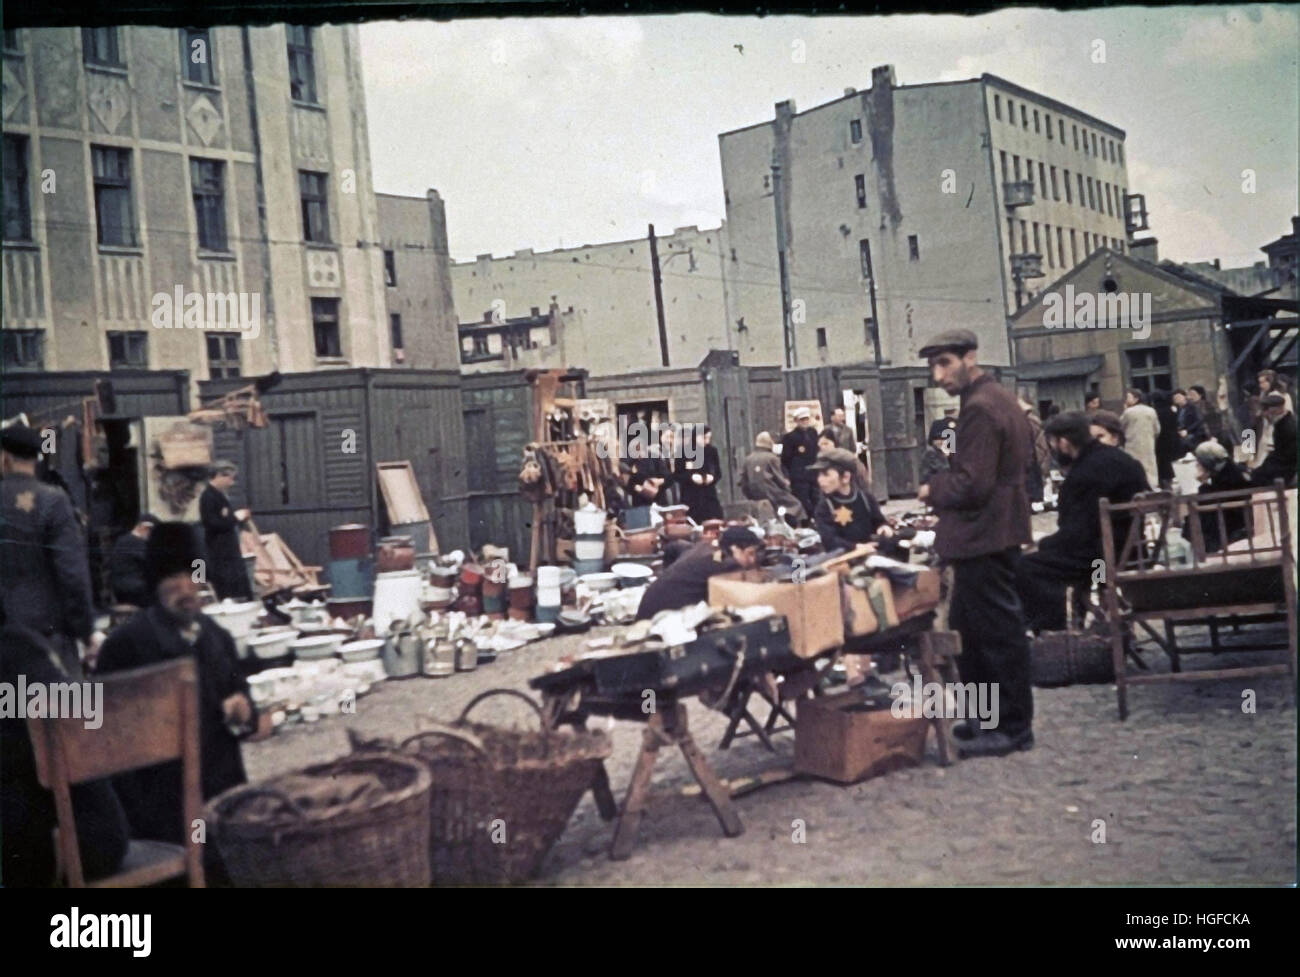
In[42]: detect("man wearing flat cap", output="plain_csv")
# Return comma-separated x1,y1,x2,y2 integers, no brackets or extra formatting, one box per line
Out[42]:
1249,392,1296,488
915,330,1035,757
809,448,890,552
780,407,821,520
635,526,763,621
0,423,96,677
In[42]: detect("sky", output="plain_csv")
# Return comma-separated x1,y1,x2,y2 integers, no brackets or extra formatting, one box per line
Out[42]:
359,6,1299,268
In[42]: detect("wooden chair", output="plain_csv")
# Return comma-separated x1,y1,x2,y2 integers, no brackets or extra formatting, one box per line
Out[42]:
1099,480,1297,719
27,657,206,887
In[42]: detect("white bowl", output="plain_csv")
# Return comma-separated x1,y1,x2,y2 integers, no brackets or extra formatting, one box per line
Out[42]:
580,572,619,592
535,623,556,638
338,638,385,663
611,562,654,584
291,634,345,660
247,673,278,705
246,630,296,660
203,600,264,638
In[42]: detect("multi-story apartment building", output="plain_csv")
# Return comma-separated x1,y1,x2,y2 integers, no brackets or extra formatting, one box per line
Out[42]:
1,24,389,388
377,190,462,370
450,224,732,375
718,65,1133,368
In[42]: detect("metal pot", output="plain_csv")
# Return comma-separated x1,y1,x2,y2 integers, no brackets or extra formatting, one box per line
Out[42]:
382,631,422,678
375,536,415,573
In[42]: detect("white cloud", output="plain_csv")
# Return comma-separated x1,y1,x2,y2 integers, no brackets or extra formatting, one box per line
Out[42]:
1163,6,1299,67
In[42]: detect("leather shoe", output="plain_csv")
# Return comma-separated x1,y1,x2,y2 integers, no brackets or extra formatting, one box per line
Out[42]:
952,718,982,741
957,727,1034,758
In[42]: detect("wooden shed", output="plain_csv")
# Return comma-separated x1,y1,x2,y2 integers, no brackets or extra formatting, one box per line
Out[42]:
199,369,469,570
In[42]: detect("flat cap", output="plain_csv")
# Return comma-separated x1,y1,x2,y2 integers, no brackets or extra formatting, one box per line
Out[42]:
0,423,43,459
808,447,859,474
918,328,978,359
720,526,763,550
1262,392,1286,408
793,407,812,420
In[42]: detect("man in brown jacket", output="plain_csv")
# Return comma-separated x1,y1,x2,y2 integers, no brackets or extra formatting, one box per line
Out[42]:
917,330,1034,757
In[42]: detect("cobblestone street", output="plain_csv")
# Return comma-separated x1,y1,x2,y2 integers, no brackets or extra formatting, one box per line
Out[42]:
244,620,1297,886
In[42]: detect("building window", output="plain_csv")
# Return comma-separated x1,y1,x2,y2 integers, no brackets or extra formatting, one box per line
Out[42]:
1083,231,1091,254
286,25,318,104
3,134,32,241
816,327,827,350
849,119,862,144
993,95,1001,121
1006,98,1014,123
1007,218,1015,250
1049,166,1059,201
1077,173,1086,207
107,331,147,368
311,298,341,357
1086,177,1096,211
1072,125,1079,151
1032,222,1040,255
1063,169,1072,204
1020,220,1028,253
908,234,920,261
1056,226,1065,268
854,174,866,209
3,29,21,54
1012,155,1021,181
858,238,873,280
1105,183,1114,217
1045,112,1052,139
1070,229,1078,265
384,249,397,285
92,146,137,247
180,28,214,85
206,333,241,378
1117,143,1124,166
999,151,1007,183
1044,224,1052,268
1033,109,1040,133
1021,104,1028,128
1058,119,1065,143
1091,132,1098,157
82,27,124,68
190,158,227,251
390,313,403,350
1125,346,1172,394
2,329,43,370
299,170,330,243
1025,158,1033,194
1038,162,1047,200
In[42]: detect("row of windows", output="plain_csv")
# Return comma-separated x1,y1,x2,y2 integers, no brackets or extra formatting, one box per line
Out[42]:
2,297,357,374
999,149,1127,220
1007,216,1125,269
3,27,320,105
3,134,335,249
993,93,1123,167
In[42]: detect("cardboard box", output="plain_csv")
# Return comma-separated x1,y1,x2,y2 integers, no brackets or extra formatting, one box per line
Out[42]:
708,570,844,659
840,573,899,637
893,568,941,621
795,691,929,783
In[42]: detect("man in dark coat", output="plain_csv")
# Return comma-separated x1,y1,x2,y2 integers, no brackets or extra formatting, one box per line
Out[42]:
1,626,130,886
823,407,857,452
1150,389,1181,487
741,431,805,523
918,418,955,486
809,448,890,552
780,408,821,518
107,512,158,607
636,527,762,621
678,425,725,523
916,330,1034,757
200,460,252,601
1015,412,1150,634
1189,441,1251,553
1250,393,1297,488
0,423,97,677
97,522,256,851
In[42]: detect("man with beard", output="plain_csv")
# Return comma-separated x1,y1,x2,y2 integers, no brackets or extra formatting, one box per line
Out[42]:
96,522,256,874
916,330,1034,758
1015,412,1149,634
780,408,821,519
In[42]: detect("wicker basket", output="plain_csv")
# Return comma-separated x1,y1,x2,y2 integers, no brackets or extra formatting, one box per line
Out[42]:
1030,630,1114,687
355,689,611,885
208,753,432,887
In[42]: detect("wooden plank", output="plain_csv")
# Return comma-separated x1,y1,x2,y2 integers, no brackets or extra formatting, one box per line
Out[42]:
376,460,430,524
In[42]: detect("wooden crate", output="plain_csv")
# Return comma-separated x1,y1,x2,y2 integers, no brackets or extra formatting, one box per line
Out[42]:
795,691,928,783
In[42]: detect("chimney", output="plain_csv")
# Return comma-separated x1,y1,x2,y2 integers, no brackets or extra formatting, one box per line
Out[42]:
844,87,856,96
775,98,796,120
870,64,897,89
1129,237,1159,264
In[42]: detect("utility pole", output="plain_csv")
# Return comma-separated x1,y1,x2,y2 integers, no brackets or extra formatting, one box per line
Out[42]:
771,151,797,368
648,224,670,367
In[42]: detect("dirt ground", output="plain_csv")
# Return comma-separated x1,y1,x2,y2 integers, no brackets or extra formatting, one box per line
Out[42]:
243,622,1296,887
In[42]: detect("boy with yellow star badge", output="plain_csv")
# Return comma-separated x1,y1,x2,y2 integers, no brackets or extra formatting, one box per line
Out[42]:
809,448,892,553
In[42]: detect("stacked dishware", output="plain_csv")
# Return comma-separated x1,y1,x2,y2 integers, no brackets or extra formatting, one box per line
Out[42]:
536,565,562,624
508,574,535,620
574,504,607,574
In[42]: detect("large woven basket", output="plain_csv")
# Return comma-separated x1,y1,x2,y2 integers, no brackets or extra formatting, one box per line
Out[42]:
1031,629,1114,687
354,689,610,885
208,753,432,887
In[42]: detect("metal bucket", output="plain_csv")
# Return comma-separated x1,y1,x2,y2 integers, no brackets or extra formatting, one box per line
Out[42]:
329,524,371,561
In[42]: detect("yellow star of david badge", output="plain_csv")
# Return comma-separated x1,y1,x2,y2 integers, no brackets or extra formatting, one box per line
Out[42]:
833,505,854,526
16,490,36,513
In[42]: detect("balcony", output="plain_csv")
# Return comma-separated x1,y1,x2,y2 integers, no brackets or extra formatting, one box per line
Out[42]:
1011,253,1045,280
1003,180,1035,208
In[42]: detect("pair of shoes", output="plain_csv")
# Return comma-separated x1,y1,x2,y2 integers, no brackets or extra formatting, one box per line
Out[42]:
957,727,1034,758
